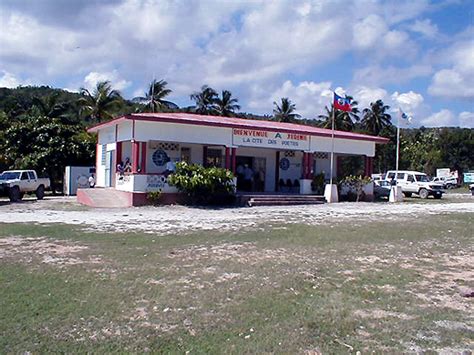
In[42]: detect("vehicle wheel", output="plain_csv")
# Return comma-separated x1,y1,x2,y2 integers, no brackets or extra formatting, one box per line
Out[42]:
446,184,454,189
8,186,21,202
36,185,45,200
419,188,429,199
434,194,442,199
403,192,412,197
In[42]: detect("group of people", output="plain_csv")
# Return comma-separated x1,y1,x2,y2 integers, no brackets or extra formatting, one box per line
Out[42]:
117,158,132,176
236,164,265,192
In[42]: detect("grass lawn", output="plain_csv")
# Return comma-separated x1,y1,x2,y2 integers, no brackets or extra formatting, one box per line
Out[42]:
1,212,473,353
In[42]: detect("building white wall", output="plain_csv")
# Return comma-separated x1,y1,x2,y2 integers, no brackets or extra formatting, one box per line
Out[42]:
95,142,116,187
117,120,133,141
135,121,233,146
98,127,116,145
310,136,375,157
278,151,303,186
146,142,205,174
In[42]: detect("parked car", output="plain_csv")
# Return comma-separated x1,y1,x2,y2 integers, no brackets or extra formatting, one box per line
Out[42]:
374,180,392,199
0,170,50,202
431,176,459,189
384,170,444,199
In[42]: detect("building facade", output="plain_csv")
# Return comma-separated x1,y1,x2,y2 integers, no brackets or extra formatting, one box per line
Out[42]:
85,113,388,205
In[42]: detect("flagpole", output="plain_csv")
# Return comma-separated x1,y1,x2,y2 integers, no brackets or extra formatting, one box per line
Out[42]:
330,105,335,186
396,109,400,174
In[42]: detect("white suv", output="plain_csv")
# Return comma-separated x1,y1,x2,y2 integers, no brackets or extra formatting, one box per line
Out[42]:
385,170,444,199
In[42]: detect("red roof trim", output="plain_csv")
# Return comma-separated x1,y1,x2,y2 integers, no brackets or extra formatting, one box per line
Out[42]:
88,113,389,144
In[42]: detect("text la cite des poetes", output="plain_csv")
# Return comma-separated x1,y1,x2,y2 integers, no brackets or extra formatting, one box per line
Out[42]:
233,129,307,147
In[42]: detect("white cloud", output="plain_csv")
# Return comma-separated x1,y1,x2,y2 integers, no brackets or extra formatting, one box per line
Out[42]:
421,109,456,127
353,15,388,50
0,0,470,128
248,80,333,118
0,71,21,88
390,90,427,122
408,19,438,38
353,64,432,86
458,111,474,128
83,71,131,92
428,40,474,99
352,86,388,111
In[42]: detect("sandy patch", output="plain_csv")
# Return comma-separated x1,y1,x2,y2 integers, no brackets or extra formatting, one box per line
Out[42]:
0,196,472,235
0,236,101,266
354,309,415,320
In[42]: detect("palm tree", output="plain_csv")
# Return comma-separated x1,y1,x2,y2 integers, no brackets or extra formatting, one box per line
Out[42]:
133,79,178,112
318,96,359,131
78,81,122,122
215,90,240,117
32,93,68,118
190,85,218,115
273,98,301,123
361,99,392,135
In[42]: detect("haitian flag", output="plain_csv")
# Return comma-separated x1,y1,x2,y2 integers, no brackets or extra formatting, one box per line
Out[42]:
333,92,352,112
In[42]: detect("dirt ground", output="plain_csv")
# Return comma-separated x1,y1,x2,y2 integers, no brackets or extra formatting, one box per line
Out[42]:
0,193,473,235
1,194,473,353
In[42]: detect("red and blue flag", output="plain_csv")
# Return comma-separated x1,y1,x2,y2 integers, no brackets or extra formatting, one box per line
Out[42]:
333,92,352,112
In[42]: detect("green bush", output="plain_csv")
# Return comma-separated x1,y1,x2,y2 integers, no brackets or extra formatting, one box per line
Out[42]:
339,175,372,202
311,172,325,194
146,191,162,205
167,162,236,205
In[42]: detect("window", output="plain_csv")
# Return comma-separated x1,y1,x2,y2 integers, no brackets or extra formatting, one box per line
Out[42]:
397,173,405,180
415,174,429,182
181,147,191,163
205,149,222,167
21,172,28,180
407,175,415,182
101,144,107,165
387,172,395,180
28,171,36,180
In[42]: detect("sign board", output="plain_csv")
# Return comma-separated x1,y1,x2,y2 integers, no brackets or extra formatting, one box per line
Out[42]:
463,172,474,183
63,166,95,195
232,128,309,151
436,168,451,178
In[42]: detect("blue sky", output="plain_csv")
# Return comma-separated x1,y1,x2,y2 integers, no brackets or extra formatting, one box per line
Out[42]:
0,0,473,127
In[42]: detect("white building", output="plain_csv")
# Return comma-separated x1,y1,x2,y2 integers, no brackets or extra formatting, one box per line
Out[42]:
80,113,387,206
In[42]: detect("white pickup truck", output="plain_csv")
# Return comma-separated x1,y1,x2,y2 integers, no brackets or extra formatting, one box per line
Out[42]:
385,170,444,199
0,170,50,202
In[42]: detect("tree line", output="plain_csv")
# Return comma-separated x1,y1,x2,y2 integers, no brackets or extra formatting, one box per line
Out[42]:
0,80,472,191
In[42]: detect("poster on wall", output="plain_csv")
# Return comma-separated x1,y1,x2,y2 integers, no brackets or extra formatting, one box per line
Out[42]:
232,129,310,151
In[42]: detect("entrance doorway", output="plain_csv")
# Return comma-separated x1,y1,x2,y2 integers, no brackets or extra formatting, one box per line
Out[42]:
104,150,114,187
235,156,266,192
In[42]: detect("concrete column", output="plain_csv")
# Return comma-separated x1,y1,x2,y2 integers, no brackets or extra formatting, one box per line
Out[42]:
132,140,140,173
202,146,208,167
140,142,147,173
231,148,237,173
225,147,230,170
302,152,307,178
116,141,122,166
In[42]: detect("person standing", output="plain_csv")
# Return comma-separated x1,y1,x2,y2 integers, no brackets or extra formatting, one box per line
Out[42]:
243,164,254,191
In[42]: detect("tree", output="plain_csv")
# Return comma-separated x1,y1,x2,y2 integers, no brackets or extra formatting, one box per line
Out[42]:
3,110,95,192
215,90,240,117
133,79,178,112
78,81,122,122
319,96,359,131
361,99,392,136
190,85,218,115
273,98,300,123
32,92,68,119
